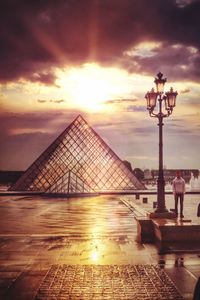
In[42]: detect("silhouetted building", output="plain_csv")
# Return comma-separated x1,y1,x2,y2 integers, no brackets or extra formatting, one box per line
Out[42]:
0,171,24,185
152,169,198,183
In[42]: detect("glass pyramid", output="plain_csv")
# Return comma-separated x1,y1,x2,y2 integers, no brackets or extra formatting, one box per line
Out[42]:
10,115,145,193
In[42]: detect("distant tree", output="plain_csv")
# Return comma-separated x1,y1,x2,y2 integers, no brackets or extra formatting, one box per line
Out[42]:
144,169,153,179
133,168,144,180
123,160,133,172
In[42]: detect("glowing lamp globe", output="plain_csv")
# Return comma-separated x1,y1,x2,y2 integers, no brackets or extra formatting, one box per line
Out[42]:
145,88,158,109
165,87,178,109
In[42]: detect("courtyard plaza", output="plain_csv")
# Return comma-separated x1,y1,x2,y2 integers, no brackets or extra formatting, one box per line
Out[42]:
0,194,199,299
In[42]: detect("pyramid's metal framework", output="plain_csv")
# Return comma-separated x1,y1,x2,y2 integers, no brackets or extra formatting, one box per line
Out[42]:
10,115,145,193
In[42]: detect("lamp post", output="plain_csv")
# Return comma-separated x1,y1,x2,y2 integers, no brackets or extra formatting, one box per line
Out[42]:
145,72,178,214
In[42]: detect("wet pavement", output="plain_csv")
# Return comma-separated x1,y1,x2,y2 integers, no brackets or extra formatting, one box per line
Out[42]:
36,265,183,300
121,194,200,224
0,195,199,299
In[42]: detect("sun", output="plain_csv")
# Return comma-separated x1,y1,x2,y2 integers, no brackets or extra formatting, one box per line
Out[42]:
65,64,111,111
56,63,132,112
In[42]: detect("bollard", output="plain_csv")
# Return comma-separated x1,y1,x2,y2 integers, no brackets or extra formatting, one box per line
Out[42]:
197,203,200,217
136,194,140,200
143,197,148,204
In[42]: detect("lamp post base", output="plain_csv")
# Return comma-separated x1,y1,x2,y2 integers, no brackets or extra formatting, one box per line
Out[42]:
148,211,177,219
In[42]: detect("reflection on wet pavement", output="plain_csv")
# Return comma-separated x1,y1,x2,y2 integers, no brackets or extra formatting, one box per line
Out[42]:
0,195,199,299
0,195,151,265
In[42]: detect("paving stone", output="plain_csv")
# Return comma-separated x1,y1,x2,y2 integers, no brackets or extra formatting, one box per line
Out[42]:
35,265,183,300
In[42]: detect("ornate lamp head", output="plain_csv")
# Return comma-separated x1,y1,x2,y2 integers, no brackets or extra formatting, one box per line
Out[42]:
154,72,167,93
145,88,158,110
165,87,178,109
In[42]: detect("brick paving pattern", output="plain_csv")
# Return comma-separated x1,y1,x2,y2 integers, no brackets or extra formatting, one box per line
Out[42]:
35,265,183,300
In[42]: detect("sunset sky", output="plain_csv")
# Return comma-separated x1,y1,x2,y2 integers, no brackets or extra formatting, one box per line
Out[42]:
0,0,200,171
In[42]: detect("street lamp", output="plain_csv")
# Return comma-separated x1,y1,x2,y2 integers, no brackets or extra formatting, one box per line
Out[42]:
145,72,178,215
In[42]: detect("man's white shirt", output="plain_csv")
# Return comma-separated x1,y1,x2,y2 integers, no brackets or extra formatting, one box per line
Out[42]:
172,177,186,194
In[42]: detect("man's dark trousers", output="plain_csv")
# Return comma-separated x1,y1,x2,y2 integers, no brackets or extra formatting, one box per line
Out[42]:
175,193,184,216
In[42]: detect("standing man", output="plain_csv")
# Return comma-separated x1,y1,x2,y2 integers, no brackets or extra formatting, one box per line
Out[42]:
172,171,186,218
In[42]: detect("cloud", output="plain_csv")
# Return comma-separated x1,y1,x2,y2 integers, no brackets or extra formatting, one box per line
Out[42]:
175,0,196,7
0,110,81,170
180,88,191,93
127,155,157,161
102,99,148,113
50,99,65,103
37,99,65,103
0,0,200,83
126,105,147,112
0,109,199,170
37,99,47,103
0,131,54,170
94,119,137,130
105,98,137,105
28,70,57,85
0,110,78,137
122,42,200,82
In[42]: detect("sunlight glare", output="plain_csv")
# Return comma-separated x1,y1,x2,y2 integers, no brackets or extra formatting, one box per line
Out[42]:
56,63,133,112
91,250,99,262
